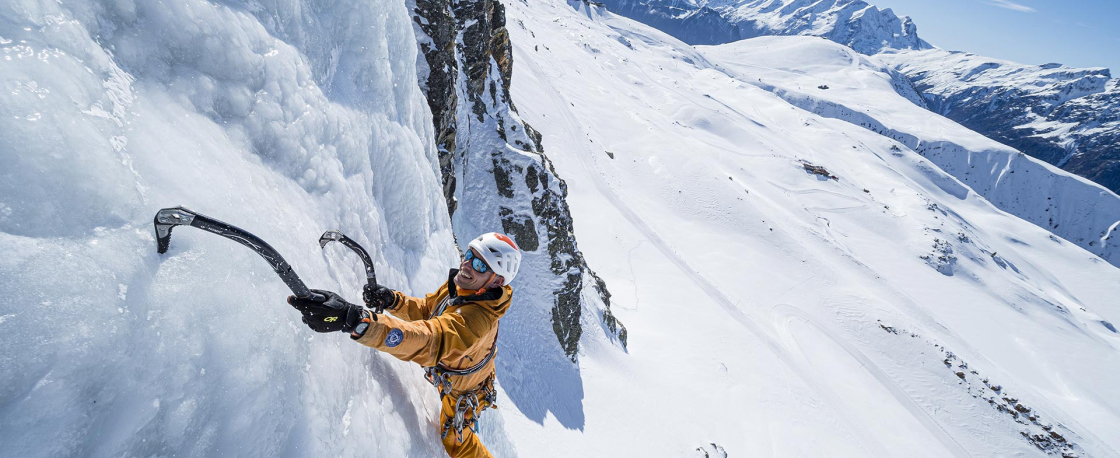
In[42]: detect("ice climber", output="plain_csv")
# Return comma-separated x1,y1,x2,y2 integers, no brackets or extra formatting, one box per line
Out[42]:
288,232,521,458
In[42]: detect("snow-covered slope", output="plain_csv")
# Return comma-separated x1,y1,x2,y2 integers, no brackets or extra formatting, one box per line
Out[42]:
597,0,1120,197
877,48,1120,194
0,0,461,455
702,37,1120,267
502,1,1120,456
590,0,1120,267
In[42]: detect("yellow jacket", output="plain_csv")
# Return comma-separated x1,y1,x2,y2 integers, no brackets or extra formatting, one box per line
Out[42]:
354,269,511,394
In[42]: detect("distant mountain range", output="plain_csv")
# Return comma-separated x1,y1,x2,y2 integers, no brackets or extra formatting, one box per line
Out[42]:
597,0,1120,194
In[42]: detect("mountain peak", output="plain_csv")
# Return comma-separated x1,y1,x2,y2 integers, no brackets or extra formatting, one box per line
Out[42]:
601,0,931,52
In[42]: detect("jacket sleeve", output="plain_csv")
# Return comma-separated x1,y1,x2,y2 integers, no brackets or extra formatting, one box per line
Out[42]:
354,303,496,367
384,289,440,322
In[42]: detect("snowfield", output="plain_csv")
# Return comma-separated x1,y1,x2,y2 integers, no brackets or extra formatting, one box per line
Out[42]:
2,0,1120,457
503,0,1120,456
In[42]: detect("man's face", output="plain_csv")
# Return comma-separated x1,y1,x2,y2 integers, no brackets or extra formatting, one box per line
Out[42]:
455,248,501,290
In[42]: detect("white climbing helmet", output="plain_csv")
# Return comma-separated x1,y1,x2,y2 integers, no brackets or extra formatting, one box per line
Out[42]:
467,232,522,284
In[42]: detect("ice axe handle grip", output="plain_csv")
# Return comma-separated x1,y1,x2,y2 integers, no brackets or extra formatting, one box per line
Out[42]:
302,291,327,302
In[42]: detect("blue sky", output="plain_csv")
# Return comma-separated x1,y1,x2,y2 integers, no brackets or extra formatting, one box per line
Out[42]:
873,0,1120,72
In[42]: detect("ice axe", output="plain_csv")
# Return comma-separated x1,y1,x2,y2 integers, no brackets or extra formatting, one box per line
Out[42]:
318,230,383,312
153,206,325,301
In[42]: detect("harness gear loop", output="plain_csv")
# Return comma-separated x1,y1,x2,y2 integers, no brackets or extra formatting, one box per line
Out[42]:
439,375,498,442
424,367,455,397
444,392,479,442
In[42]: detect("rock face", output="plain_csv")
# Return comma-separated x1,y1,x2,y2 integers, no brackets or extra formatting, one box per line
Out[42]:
600,0,929,52
410,0,627,360
878,49,1120,194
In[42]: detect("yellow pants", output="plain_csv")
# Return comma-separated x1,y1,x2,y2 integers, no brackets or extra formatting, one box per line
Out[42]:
440,394,493,458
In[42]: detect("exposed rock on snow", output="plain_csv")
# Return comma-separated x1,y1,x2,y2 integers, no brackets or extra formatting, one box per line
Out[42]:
879,324,1085,457
801,160,839,180
919,237,956,276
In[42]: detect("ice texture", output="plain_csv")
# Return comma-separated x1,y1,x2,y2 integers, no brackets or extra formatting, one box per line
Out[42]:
0,0,457,455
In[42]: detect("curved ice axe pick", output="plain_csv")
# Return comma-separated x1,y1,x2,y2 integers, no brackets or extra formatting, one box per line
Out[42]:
153,206,325,301
318,230,381,310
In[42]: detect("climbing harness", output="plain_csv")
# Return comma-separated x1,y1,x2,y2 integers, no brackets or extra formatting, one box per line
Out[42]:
426,339,499,442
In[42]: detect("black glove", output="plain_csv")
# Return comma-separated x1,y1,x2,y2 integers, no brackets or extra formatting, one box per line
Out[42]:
288,289,366,333
363,284,397,313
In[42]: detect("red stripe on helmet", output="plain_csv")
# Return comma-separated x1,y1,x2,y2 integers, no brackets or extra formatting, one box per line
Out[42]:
494,233,519,250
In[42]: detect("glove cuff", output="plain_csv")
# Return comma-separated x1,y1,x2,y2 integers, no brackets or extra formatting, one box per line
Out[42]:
343,301,364,333
350,309,374,340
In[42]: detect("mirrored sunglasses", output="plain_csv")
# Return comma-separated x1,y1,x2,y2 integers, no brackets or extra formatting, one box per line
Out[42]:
464,249,490,274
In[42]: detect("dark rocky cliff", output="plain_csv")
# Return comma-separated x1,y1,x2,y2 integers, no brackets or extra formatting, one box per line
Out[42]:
410,0,627,361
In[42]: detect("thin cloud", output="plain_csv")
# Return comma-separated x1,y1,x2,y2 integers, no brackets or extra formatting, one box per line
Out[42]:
985,0,1037,13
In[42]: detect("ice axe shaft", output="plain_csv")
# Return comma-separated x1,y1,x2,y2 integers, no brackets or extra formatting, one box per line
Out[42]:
318,230,378,289
153,206,324,301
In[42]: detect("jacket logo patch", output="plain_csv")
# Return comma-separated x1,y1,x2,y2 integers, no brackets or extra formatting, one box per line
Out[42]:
385,329,404,348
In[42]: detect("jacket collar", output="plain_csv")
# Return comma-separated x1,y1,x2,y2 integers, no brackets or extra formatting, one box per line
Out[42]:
447,268,504,305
